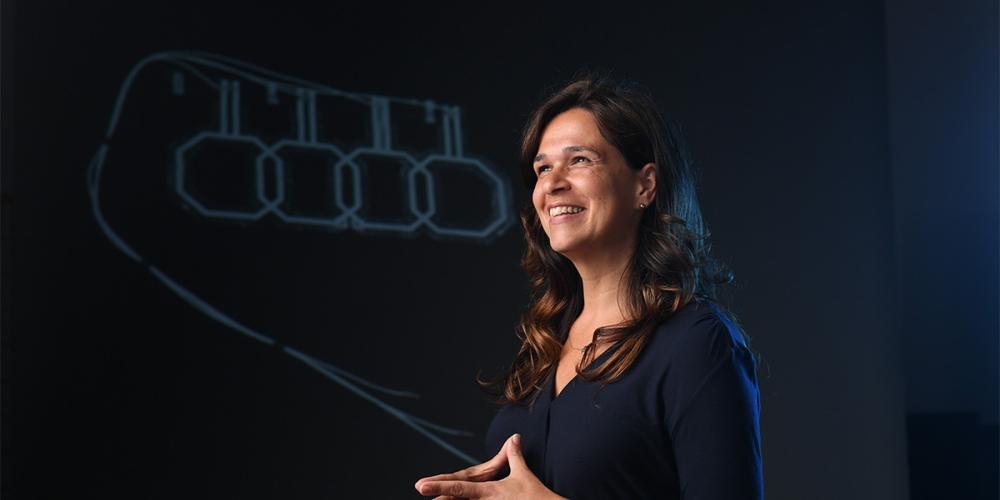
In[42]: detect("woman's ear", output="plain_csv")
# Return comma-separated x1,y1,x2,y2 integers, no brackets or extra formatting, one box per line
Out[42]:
638,163,657,204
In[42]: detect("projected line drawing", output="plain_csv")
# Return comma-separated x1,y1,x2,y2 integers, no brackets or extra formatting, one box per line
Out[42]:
131,51,510,239
85,51,509,465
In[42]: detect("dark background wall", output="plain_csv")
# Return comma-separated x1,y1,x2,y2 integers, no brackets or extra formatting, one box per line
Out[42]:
887,0,998,424
885,1,998,497
2,1,995,499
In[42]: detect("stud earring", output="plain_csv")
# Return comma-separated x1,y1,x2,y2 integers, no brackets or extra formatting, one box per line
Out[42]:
639,203,647,210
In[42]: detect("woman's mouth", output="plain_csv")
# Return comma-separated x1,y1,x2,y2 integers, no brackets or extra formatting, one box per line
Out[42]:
549,206,584,217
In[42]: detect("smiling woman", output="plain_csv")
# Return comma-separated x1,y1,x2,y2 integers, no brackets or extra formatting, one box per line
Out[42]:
531,108,656,268
416,75,763,499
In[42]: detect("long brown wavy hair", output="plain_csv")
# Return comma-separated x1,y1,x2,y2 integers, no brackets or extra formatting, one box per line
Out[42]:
481,74,736,405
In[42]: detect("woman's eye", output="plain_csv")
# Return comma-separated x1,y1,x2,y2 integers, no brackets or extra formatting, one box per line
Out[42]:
573,156,588,163
536,165,552,175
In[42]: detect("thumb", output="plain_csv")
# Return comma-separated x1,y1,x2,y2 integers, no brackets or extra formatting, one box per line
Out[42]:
506,434,529,473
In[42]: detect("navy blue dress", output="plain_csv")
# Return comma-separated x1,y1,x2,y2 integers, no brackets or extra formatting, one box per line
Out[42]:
485,301,763,499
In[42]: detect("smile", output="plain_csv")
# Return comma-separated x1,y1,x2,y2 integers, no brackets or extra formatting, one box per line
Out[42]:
549,206,584,217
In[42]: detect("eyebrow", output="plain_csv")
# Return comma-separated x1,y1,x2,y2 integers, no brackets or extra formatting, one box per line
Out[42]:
534,145,596,163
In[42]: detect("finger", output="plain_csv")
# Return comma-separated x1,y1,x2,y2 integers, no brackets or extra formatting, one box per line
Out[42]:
414,468,493,494
466,443,514,481
416,472,463,484
415,467,483,486
418,479,492,499
414,463,495,489
505,434,530,474
416,445,510,489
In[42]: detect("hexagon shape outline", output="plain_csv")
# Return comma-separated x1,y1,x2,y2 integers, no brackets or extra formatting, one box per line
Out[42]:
335,148,422,233
418,154,511,238
175,131,271,220
266,139,349,229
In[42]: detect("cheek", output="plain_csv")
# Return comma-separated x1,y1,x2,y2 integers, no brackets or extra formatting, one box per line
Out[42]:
531,188,553,237
531,188,545,215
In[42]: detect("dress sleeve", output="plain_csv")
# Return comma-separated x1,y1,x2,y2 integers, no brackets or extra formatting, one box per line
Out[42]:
666,314,764,499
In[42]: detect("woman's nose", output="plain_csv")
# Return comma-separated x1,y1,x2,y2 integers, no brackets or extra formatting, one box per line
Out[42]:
540,166,569,194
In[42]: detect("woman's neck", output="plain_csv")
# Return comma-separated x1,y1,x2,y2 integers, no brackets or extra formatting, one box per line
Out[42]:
568,254,632,343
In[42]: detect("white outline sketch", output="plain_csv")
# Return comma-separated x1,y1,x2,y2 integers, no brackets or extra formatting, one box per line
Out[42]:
85,51,515,464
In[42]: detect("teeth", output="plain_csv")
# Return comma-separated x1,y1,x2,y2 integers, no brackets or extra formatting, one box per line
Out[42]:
549,206,583,217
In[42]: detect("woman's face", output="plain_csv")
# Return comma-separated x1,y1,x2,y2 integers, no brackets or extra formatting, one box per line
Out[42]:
531,108,655,263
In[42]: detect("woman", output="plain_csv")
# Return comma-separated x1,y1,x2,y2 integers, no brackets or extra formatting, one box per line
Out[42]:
416,75,763,499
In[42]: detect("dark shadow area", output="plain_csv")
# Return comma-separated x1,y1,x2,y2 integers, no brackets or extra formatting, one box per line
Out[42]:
907,413,999,500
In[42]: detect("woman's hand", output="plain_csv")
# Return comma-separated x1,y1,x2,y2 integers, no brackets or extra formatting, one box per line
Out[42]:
414,434,567,500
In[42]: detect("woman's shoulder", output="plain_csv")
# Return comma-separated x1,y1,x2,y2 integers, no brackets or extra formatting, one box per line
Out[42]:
644,299,751,370
635,299,757,422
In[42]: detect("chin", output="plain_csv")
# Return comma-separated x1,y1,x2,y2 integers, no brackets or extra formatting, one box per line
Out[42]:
547,240,580,258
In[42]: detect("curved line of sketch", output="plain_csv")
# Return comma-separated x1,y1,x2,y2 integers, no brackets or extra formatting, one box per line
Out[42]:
85,50,512,465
